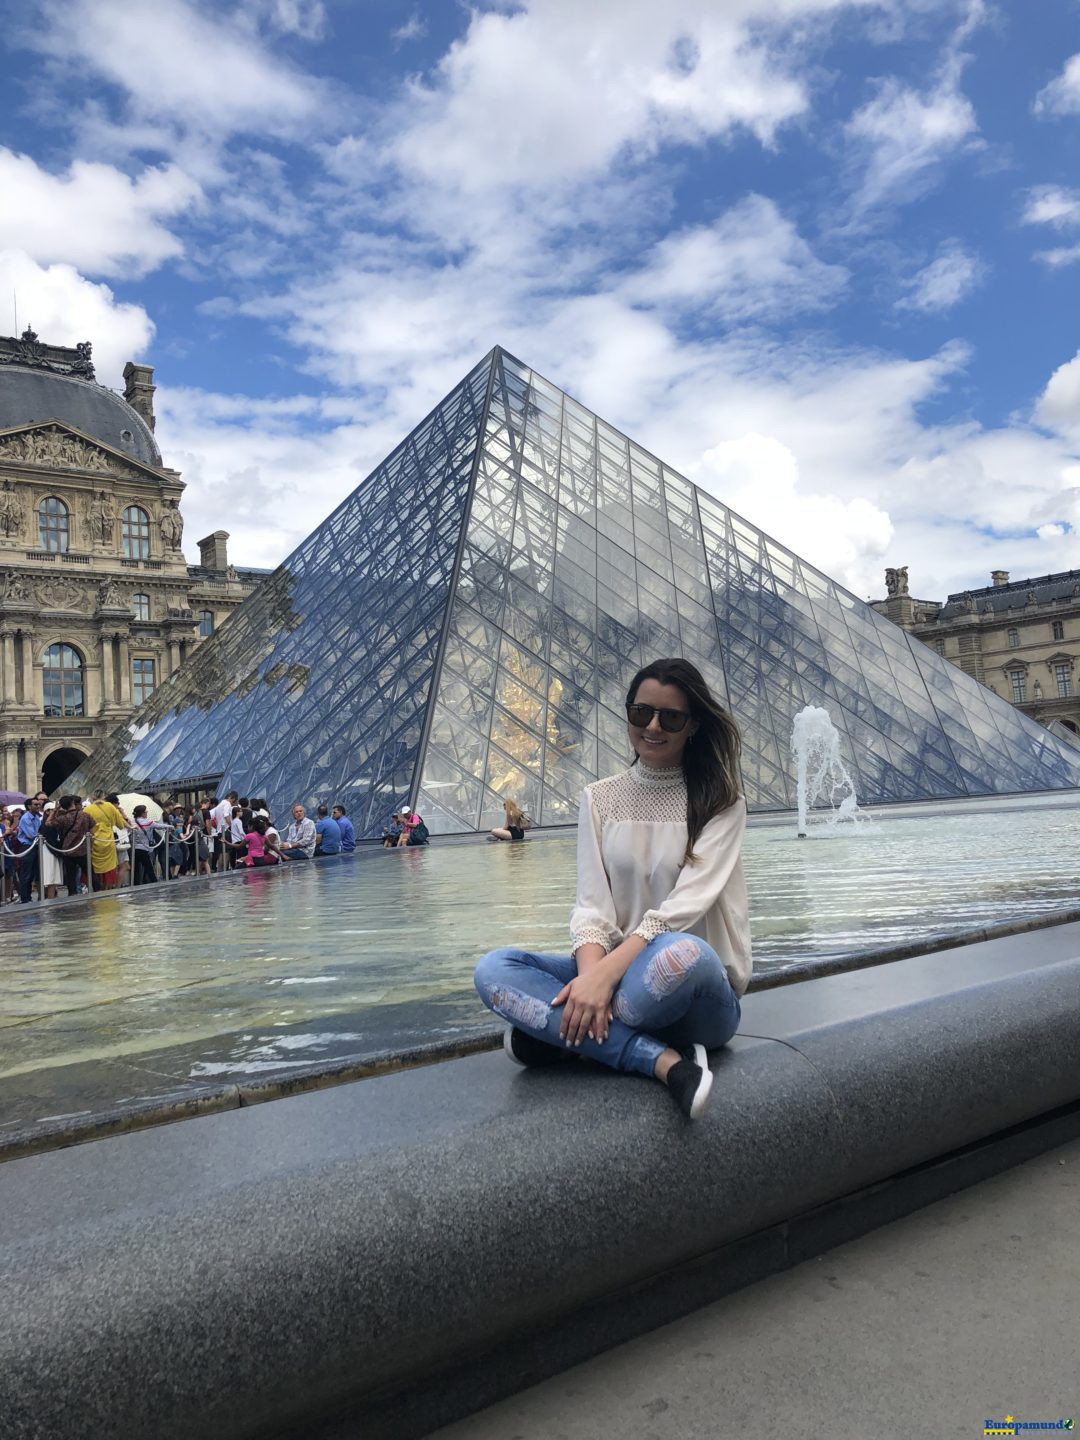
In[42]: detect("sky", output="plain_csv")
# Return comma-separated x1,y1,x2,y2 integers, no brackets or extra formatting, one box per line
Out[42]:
1,0,1079,603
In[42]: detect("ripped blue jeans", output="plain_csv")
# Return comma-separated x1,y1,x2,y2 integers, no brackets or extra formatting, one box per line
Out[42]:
474,931,741,1078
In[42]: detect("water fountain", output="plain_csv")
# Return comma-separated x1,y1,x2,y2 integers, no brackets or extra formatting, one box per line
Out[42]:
791,705,863,837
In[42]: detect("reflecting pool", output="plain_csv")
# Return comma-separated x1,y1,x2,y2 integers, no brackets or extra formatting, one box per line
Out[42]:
2,797,1079,1127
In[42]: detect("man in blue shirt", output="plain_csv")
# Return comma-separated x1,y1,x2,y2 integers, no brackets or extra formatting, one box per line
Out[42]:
331,804,355,852
314,804,341,856
17,795,44,903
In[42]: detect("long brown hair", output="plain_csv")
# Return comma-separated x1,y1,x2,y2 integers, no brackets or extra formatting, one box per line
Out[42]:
625,657,742,865
503,798,529,830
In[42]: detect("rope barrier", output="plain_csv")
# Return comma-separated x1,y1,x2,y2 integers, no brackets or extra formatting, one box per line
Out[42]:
1,813,293,900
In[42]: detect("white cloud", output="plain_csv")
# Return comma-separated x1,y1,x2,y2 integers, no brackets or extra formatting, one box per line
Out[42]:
897,239,984,311
392,13,427,44
392,0,879,198
0,251,154,385
35,0,325,141
844,75,978,211
695,433,894,597
1022,185,1080,229
0,148,199,277
1037,522,1066,540
1036,350,1080,441
247,0,327,41
1021,187,1080,267
1034,52,1080,118
1035,244,1080,269
843,1,985,215
621,195,848,321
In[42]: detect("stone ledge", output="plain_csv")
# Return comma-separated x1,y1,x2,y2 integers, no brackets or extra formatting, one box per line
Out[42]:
1,929,1079,1439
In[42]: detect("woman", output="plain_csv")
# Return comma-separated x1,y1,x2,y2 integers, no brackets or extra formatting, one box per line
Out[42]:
106,794,132,886
474,658,750,1121
490,798,530,842
38,801,64,899
83,793,128,890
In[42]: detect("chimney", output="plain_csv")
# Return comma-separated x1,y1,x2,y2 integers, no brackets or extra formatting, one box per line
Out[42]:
198,530,230,572
123,361,156,431
991,570,1010,588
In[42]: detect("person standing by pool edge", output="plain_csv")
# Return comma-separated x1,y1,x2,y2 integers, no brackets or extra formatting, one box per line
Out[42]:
83,793,128,890
474,657,750,1120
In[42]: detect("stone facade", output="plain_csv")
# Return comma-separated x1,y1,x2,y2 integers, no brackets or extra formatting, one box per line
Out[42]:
0,331,263,794
871,567,1080,745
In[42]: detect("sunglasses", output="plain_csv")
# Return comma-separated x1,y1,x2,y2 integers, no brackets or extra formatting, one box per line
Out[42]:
625,703,691,733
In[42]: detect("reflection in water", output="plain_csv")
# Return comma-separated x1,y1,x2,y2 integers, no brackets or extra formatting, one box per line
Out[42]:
3,800,1080,1088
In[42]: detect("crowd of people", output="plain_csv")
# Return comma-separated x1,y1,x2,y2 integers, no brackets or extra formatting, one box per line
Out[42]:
0,789,367,907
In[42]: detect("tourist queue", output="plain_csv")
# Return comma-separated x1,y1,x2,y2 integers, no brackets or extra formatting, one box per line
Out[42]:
0,790,384,906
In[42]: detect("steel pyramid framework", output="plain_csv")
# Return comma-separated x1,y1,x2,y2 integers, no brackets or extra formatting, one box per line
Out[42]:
71,346,1080,835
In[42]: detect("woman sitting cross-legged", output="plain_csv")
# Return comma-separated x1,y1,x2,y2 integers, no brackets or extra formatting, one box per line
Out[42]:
489,797,530,842
474,656,750,1121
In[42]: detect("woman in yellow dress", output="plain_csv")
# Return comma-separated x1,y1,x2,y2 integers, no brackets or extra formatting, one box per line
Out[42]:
82,792,128,890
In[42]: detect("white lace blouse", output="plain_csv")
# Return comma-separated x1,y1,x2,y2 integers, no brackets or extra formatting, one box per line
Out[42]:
569,764,752,997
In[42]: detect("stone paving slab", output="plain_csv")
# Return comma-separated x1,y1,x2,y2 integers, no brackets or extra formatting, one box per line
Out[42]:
433,1136,1080,1440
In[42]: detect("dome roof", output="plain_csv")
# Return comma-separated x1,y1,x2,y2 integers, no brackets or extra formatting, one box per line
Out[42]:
0,366,162,467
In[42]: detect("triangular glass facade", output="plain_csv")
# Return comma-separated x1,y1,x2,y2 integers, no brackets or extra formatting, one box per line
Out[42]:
71,347,1080,835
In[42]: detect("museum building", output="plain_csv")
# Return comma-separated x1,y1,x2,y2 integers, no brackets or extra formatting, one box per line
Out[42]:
871,566,1080,746
0,330,263,795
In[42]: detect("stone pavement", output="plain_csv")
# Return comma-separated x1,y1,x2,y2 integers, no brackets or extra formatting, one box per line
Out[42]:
433,1137,1080,1440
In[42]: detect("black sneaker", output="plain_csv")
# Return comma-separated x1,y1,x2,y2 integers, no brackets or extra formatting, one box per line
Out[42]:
666,1042,713,1119
503,1025,565,1068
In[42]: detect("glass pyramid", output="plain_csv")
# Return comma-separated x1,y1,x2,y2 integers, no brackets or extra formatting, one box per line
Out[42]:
70,347,1080,835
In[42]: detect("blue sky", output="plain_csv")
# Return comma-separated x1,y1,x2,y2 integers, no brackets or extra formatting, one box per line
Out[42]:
1,0,1079,601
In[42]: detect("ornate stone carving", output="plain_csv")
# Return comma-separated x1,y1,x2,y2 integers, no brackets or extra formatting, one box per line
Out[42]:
160,499,183,549
884,566,909,598
0,425,142,478
0,330,95,380
0,570,33,604
36,577,88,612
97,578,126,610
0,480,24,538
71,342,95,380
88,490,117,545
961,591,976,613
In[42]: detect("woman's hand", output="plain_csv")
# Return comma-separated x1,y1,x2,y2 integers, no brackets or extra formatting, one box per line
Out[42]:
551,967,616,1048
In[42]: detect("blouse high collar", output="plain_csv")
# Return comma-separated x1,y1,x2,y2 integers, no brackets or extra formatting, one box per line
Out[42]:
626,762,685,791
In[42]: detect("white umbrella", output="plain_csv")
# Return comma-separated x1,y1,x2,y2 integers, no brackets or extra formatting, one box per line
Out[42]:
116,792,164,821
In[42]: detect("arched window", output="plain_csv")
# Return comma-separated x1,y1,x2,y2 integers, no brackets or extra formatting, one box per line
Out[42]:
42,643,84,718
132,592,151,621
121,505,151,559
38,496,69,553
198,609,214,638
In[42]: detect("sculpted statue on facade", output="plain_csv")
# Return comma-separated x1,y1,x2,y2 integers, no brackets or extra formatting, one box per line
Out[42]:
0,480,24,538
97,578,125,610
884,566,909,598
1,570,33,603
88,490,116,545
160,500,183,549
